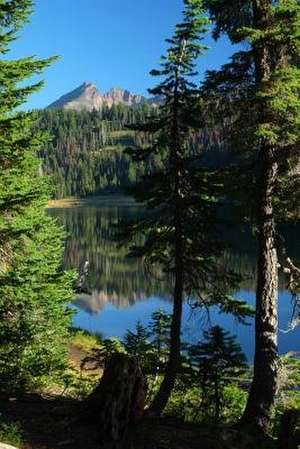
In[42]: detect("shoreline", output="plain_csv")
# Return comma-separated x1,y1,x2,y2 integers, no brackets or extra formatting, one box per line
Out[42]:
46,194,140,209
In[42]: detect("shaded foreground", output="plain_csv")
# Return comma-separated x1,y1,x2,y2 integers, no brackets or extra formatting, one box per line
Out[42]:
0,393,278,449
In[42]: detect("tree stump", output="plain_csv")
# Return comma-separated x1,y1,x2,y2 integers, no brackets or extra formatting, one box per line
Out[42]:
85,353,146,449
277,409,300,449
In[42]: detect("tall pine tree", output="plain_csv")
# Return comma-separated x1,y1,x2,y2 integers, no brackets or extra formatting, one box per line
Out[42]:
203,0,300,432
0,0,74,392
123,0,249,416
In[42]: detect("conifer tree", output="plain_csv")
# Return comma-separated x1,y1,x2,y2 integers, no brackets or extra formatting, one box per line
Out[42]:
203,0,300,431
0,0,74,391
149,310,172,357
123,0,249,416
188,326,247,422
123,321,151,358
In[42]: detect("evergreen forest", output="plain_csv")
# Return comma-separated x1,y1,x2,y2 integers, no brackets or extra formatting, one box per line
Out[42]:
0,1,299,449
37,106,223,198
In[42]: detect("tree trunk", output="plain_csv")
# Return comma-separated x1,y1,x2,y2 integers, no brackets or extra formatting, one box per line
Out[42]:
241,147,279,432
215,379,221,423
84,353,146,449
148,62,185,417
148,262,184,416
240,0,280,432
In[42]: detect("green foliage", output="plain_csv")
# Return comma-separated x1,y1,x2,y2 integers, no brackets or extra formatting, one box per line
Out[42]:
37,106,226,200
0,0,75,392
101,337,126,356
57,365,99,399
188,325,248,422
37,105,160,198
123,0,247,319
123,321,156,373
122,0,251,413
123,312,173,376
202,0,300,427
148,310,172,363
272,356,300,432
202,0,300,221
70,329,102,352
164,383,201,421
121,313,249,425
0,418,23,447
123,321,151,356
163,381,248,424
222,384,248,422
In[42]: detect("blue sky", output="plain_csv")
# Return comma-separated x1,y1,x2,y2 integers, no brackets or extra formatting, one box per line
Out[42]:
9,0,235,109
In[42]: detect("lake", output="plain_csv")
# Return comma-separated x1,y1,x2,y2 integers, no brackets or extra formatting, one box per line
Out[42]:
48,201,300,361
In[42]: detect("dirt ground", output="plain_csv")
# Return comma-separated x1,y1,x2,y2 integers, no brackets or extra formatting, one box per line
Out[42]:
1,393,278,449
0,393,232,449
0,394,98,449
0,346,276,449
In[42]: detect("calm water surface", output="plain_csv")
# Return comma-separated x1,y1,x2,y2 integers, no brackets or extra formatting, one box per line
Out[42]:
48,204,300,361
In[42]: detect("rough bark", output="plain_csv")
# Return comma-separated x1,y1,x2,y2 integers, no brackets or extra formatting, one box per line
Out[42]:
241,147,279,431
240,0,280,432
84,353,146,449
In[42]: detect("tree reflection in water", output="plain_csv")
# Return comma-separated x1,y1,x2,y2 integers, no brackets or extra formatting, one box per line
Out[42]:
48,205,299,316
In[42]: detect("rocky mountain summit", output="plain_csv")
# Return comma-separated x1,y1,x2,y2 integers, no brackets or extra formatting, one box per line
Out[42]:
47,82,158,111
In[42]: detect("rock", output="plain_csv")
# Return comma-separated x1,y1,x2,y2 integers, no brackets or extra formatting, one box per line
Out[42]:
104,87,145,107
0,443,19,449
47,82,160,111
47,82,104,111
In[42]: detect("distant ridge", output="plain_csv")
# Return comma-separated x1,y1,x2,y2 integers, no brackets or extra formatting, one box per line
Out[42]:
47,82,160,111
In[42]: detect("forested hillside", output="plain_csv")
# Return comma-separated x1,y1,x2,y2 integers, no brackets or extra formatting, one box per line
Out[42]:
37,105,153,198
1,0,299,448
37,105,222,198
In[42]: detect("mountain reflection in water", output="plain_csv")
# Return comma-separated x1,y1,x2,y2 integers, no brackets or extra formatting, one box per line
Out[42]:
75,290,153,314
48,203,300,359
50,205,171,314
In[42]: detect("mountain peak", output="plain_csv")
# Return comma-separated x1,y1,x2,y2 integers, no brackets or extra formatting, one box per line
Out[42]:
108,86,124,92
81,81,98,90
48,82,102,111
47,82,158,111
104,86,144,107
